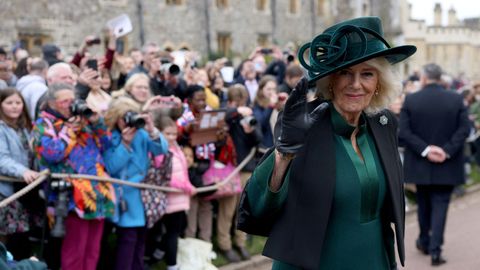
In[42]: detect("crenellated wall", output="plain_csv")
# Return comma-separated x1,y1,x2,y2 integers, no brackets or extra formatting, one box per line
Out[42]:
403,1,480,80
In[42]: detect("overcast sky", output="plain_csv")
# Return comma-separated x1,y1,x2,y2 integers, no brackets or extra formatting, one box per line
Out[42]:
409,0,480,25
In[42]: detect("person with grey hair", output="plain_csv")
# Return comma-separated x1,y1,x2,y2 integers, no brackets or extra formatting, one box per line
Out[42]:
16,58,49,119
422,63,443,81
32,82,116,270
46,63,75,86
127,42,160,78
399,62,470,266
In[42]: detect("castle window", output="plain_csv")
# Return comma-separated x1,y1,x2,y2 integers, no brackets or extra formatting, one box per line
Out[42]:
166,0,184,5
257,34,269,47
216,0,228,8
289,0,299,14
317,0,325,15
257,0,268,11
18,33,52,57
217,32,232,56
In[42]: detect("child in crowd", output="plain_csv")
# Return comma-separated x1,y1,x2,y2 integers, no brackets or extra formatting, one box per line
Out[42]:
0,88,39,259
153,116,196,270
177,85,215,242
103,96,168,270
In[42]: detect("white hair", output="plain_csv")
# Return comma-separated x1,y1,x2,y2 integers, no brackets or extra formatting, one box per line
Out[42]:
46,62,72,81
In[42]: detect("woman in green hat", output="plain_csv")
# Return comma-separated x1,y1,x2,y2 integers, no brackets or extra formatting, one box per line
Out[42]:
237,16,416,269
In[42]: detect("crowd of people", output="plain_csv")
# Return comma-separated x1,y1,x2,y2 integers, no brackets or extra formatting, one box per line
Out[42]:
1,16,479,270
0,29,301,270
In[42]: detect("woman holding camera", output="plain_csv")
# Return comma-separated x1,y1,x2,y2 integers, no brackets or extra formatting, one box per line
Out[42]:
32,83,116,270
252,75,287,148
103,96,168,270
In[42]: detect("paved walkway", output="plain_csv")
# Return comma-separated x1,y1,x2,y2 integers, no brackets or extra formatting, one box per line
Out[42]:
221,188,480,270
403,189,480,270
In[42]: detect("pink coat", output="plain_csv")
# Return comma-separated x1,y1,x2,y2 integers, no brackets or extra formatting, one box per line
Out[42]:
155,143,195,214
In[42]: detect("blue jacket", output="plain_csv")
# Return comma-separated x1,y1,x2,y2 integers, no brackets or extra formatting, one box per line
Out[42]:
0,121,31,197
103,128,168,227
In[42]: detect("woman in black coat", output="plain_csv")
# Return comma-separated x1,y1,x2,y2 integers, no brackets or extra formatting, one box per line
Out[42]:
237,16,417,270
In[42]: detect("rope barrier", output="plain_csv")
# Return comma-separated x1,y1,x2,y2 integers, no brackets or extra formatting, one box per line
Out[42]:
0,170,50,208
0,148,258,206
196,147,256,193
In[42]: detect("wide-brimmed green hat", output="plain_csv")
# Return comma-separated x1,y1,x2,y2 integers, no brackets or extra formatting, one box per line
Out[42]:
298,16,416,84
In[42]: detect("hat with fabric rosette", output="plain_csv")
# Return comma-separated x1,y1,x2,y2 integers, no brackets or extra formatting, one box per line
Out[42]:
298,16,417,84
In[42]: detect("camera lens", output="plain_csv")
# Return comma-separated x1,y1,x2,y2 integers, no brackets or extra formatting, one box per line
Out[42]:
70,100,93,118
124,111,146,129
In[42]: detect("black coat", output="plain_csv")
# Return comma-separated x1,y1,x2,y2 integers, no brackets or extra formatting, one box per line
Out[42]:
399,83,470,185
238,104,405,269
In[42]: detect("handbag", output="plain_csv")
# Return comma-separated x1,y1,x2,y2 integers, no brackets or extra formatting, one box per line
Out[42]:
202,135,242,200
141,152,171,228
202,159,242,200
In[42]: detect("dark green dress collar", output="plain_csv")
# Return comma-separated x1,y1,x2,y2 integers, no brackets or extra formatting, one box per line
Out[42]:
330,103,367,138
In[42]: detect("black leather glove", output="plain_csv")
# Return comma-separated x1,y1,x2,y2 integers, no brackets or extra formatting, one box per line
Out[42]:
276,78,329,154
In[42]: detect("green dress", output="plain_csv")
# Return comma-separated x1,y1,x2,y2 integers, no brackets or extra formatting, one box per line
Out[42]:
248,107,395,269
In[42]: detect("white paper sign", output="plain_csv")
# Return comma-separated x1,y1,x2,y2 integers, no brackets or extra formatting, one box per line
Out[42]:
220,66,234,83
106,14,133,38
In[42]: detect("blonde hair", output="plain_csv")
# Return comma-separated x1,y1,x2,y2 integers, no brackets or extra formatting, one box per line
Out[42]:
104,96,142,130
112,73,152,103
315,57,402,115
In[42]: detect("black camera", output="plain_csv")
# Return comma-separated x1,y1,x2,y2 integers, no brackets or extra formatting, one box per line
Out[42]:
86,37,101,46
124,111,146,129
120,198,128,213
50,179,72,238
86,59,98,71
240,115,257,126
260,48,273,54
70,99,93,118
161,63,180,76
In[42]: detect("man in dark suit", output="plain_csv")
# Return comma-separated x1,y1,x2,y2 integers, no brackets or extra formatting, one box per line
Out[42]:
399,63,470,266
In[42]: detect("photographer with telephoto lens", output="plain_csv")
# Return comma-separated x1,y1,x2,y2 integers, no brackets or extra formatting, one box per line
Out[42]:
103,96,168,270
32,83,116,270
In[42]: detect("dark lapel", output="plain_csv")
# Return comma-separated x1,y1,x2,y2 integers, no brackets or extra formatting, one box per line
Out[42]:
366,112,405,265
367,114,397,192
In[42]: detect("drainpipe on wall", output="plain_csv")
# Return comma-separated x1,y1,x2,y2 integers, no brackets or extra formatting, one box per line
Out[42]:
271,0,277,44
310,0,316,36
136,0,145,46
204,0,212,57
